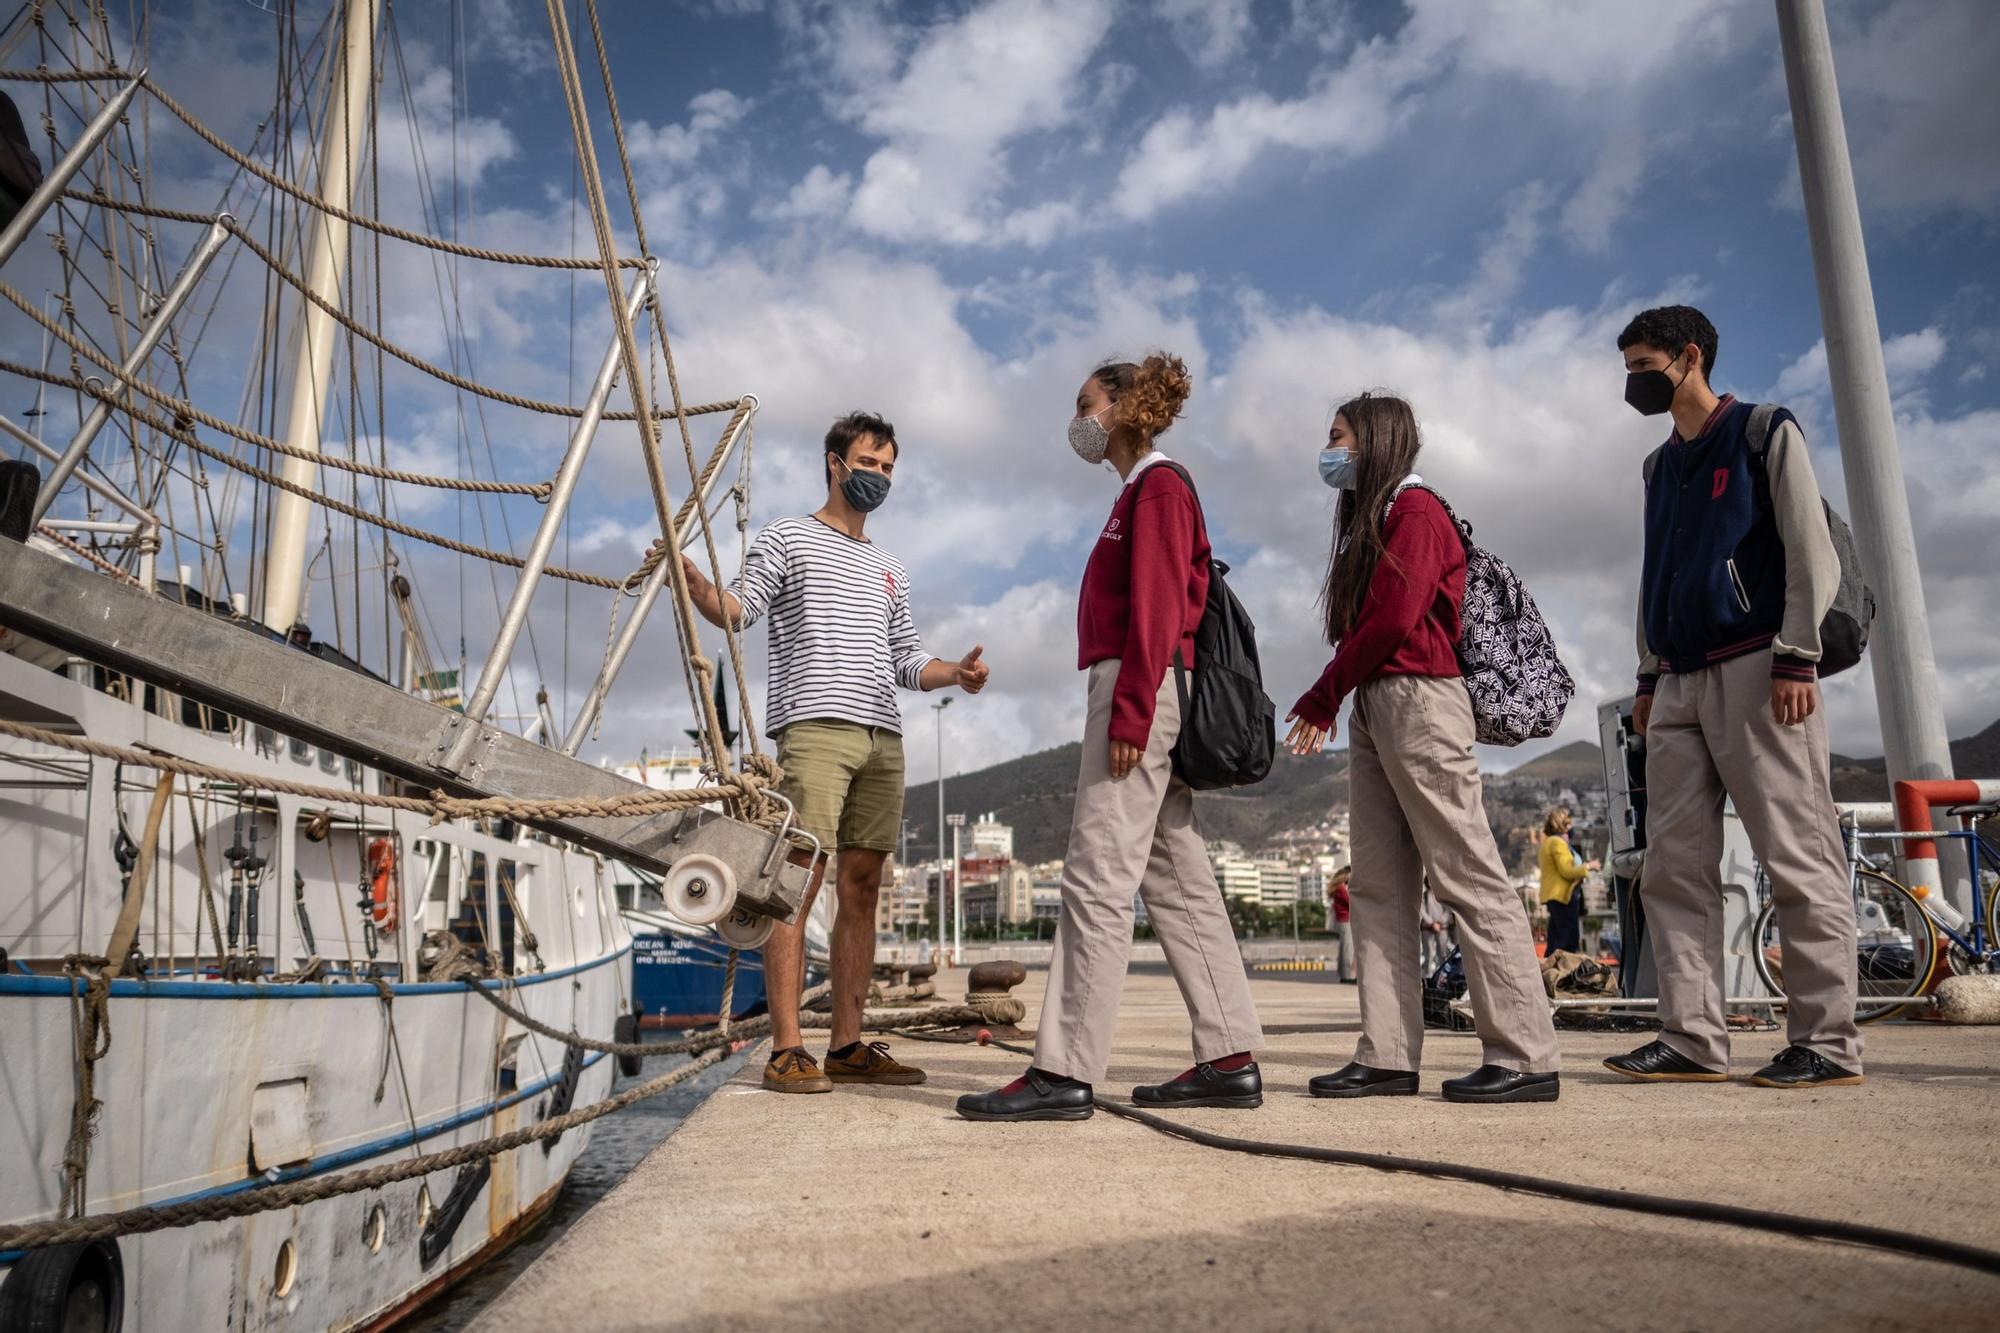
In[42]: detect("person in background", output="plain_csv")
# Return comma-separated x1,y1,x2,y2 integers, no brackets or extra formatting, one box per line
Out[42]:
956,354,1266,1122
1288,392,1560,1105
682,410,990,1096
1419,883,1453,974
1537,807,1597,956
1329,867,1357,983
1610,304,1861,1089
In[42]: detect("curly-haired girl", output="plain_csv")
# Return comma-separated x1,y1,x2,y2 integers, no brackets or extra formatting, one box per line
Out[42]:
957,354,1266,1122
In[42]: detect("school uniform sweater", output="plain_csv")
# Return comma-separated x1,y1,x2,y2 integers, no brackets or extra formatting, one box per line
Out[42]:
1076,453,1209,750
1291,487,1464,729
1634,396,1840,695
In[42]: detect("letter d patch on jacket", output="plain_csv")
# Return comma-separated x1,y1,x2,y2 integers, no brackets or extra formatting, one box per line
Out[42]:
1712,468,1729,499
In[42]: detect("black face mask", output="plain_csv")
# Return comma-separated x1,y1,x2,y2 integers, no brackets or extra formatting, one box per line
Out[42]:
831,455,891,512
1625,353,1688,417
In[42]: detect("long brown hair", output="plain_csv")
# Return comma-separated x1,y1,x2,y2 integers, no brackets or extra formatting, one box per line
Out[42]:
1318,392,1424,645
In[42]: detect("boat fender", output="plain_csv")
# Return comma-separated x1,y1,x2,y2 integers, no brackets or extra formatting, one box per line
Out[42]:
0,1238,124,1332
613,1011,643,1077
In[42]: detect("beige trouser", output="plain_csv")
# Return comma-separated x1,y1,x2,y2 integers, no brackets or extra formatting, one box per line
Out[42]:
1033,659,1265,1084
1348,675,1560,1074
1644,649,1861,1071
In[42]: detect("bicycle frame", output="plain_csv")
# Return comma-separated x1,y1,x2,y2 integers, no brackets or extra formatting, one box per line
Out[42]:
1852,826,1999,964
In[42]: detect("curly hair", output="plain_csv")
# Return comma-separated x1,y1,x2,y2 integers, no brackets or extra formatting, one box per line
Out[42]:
1092,352,1191,442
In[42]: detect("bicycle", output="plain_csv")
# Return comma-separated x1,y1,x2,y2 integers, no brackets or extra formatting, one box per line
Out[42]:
1751,802,2000,1022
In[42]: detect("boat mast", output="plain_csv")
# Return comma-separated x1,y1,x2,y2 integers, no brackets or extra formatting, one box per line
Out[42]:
261,0,379,634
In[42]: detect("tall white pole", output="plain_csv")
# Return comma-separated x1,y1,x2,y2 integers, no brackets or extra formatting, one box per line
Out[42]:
263,0,379,633
932,697,949,954
949,815,964,962
1776,0,1960,905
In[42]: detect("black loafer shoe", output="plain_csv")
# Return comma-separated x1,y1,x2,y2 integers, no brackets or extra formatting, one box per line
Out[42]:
1133,1061,1263,1109
1749,1045,1863,1089
956,1069,1094,1122
1441,1065,1560,1103
1307,1061,1418,1099
1603,1040,1727,1083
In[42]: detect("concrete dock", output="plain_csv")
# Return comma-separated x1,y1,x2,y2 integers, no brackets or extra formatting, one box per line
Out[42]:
472,968,2000,1331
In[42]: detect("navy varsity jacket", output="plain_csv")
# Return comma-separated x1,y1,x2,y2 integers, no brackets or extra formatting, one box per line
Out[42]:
1636,396,1818,690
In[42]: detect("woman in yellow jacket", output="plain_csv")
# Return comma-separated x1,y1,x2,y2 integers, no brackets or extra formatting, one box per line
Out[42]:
1537,808,1597,956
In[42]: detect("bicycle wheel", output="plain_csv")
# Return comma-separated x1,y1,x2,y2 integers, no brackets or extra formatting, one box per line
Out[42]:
1751,868,1938,1023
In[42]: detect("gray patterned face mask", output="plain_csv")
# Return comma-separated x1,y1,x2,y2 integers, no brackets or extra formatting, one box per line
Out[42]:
1068,407,1111,464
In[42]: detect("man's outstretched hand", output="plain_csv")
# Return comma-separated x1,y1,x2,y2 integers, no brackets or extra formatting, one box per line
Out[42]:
953,645,989,694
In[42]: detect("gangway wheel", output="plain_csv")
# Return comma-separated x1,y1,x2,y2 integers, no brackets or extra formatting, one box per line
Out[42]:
715,905,776,950
663,852,737,927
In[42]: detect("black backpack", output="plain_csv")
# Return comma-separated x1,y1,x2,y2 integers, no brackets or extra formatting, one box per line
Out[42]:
1137,461,1275,790
1642,402,1875,677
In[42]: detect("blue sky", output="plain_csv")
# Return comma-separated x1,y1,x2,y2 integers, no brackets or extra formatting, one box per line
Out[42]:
6,0,1997,783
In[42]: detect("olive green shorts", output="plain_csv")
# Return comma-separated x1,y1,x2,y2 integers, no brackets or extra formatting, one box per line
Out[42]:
774,720,905,854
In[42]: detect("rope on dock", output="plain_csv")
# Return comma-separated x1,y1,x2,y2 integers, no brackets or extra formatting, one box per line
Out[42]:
943,1030,2000,1281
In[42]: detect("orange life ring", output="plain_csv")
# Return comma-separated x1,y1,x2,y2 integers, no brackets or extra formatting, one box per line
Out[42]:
367,837,398,932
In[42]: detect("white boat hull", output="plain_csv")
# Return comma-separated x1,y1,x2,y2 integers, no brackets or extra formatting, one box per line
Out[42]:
1,651,633,1330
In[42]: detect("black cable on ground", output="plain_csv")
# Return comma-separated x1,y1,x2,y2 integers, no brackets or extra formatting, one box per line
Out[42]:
923,1030,2000,1281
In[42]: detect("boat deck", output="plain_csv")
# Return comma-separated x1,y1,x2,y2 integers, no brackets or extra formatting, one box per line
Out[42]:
473,968,2000,1331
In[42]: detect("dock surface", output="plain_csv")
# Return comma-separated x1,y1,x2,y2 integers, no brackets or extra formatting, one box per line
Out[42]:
472,967,2000,1331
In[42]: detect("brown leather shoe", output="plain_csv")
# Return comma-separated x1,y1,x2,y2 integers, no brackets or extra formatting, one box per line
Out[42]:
763,1047,833,1094
823,1040,926,1085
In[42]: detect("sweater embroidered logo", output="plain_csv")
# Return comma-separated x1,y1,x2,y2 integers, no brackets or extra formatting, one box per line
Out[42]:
1391,484,1574,747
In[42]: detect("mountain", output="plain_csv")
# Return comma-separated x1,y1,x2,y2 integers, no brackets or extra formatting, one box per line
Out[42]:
905,744,1350,866
1495,740,1603,785
1828,717,2000,804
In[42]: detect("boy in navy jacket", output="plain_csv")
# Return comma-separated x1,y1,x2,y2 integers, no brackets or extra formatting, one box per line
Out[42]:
1607,305,1861,1090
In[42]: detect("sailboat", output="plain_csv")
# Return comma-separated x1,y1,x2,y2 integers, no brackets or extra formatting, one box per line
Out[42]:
0,3,809,1328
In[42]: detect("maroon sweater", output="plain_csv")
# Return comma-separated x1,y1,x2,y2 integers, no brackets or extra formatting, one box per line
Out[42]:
1292,487,1464,729
1077,459,1209,749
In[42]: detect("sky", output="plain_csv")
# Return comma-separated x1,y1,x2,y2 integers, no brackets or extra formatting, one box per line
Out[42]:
4,0,1998,787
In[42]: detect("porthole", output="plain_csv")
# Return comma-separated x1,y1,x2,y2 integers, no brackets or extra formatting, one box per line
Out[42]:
365,1204,387,1254
273,1239,298,1298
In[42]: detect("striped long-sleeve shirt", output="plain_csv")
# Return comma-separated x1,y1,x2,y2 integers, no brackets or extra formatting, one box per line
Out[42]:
728,515,935,737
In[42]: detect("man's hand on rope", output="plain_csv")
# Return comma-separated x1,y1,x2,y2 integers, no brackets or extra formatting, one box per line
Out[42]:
680,554,740,629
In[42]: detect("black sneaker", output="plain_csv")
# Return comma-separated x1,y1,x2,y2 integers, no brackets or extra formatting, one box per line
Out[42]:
1750,1045,1863,1089
1603,1040,1727,1083
1132,1060,1263,1109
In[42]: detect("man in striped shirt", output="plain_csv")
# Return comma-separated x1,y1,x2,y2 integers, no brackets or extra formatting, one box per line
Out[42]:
683,411,990,1093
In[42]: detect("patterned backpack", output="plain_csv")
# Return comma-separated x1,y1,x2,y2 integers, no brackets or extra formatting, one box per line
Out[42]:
1391,483,1574,746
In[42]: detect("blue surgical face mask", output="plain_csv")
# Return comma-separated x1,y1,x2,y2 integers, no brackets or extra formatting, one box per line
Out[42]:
1318,447,1357,490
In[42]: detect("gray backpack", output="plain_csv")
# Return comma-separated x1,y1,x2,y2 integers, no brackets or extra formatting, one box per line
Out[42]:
1641,403,1875,677
1391,484,1574,747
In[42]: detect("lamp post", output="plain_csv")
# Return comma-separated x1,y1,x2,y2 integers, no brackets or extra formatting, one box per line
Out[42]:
932,697,951,955
946,812,966,964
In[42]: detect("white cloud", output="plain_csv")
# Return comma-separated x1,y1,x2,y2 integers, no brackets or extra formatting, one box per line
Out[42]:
1108,34,1425,223
1430,183,1552,328
624,90,753,171
1560,132,1645,253
1158,0,1255,71
1837,0,2000,219
760,165,855,223
1772,328,1948,404
833,0,1115,246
